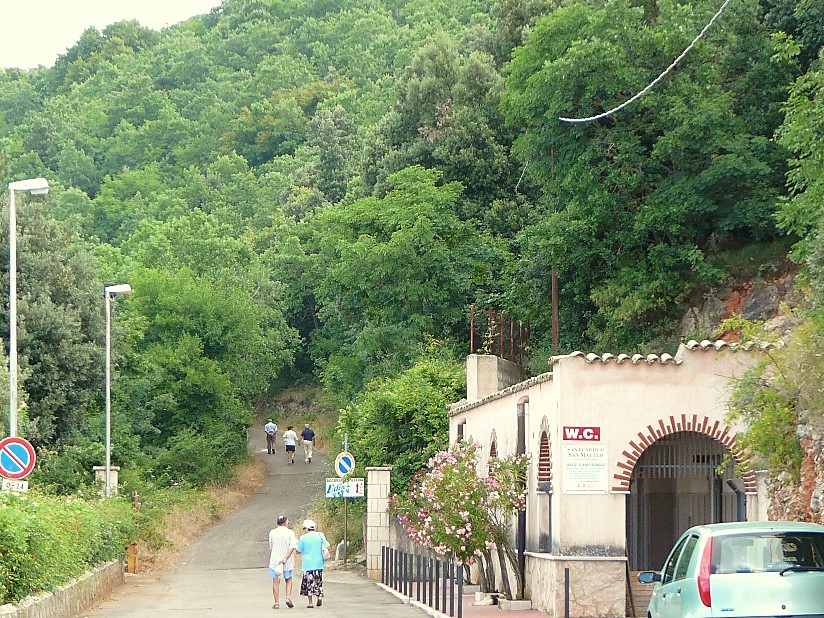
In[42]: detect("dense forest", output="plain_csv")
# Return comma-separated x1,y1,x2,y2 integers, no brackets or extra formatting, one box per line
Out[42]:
0,0,821,492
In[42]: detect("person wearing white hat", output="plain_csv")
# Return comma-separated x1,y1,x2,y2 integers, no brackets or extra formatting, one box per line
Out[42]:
296,520,330,608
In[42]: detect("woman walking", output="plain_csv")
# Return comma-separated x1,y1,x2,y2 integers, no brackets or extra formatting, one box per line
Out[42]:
296,519,331,608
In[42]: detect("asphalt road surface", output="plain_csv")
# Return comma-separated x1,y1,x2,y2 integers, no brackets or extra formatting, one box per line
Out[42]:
76,430,424,617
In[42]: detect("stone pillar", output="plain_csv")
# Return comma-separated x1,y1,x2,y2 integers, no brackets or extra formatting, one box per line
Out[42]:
366,466,392,580
92,466,120,496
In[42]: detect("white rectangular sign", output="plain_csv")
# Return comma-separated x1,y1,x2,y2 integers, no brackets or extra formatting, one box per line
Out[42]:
325,477,364,498
2,478,29,493
563,444,608,494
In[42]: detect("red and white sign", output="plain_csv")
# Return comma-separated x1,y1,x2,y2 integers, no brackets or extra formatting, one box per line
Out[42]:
562,426,601,441
0,437,37,480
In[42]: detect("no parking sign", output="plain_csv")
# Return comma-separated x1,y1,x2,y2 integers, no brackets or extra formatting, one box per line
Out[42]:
334,451,355,478
0,437,36,480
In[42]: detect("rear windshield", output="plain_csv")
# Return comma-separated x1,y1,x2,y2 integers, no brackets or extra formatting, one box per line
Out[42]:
712,532,824,574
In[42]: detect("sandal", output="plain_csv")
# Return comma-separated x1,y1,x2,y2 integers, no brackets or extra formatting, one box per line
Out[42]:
273,603,279,609
285,598,294,608
317,599,322,607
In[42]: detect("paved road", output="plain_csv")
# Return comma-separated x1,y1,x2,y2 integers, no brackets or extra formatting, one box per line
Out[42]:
77,430,425,617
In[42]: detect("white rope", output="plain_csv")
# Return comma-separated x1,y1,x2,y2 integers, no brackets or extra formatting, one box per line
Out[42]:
559,0,734,123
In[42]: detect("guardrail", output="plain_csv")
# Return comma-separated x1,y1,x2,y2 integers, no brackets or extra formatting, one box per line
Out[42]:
381,546,463,618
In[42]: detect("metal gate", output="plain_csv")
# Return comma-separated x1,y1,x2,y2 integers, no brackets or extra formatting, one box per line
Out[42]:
627,431,741,570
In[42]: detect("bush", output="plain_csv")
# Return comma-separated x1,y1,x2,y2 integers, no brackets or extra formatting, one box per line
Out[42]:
0,492,136,604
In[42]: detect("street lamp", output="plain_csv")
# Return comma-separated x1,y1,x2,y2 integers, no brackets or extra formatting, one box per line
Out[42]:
8,177,49,438
104,283,131,498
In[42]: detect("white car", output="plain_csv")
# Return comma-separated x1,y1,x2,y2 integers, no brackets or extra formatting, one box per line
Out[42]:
638,521,824,618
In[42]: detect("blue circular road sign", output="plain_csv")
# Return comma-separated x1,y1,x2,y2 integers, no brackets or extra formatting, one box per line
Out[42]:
335,451,355,478
0,437,36,480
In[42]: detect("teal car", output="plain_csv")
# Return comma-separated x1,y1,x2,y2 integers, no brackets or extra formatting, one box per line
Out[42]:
638,521,824,618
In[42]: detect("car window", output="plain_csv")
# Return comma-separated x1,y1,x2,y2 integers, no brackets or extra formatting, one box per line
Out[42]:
663,535,691,584
673,535,699,581
713,532,824,573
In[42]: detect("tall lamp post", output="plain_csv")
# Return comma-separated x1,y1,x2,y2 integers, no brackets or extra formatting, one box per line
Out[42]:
8,178,49,437
104,283,131,498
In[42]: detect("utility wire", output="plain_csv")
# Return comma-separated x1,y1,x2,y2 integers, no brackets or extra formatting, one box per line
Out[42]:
559,0,734,124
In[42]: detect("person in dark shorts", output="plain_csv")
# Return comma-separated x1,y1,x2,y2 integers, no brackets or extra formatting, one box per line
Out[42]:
283,425,298,465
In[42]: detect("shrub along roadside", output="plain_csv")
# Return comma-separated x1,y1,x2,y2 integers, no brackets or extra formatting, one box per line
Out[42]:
0,492,136,604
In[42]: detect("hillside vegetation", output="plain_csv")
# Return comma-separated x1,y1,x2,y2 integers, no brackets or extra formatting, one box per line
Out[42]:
0,0,822,592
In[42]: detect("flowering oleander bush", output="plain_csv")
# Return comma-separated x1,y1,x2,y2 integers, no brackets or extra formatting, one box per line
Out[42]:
389,442,528,597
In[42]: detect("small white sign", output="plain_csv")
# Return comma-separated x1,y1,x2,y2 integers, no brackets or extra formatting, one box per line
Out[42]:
325,477,364,498
2,478,29,493
563,444,608,494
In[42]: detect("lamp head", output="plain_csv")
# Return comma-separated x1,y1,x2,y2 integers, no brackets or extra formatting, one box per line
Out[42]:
104,283,132,296
9,177,49,194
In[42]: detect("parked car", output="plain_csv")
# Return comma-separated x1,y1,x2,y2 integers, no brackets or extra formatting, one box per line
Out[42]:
638,521,824,618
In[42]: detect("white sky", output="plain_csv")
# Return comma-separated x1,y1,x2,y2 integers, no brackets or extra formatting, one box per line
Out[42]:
1,0,222,70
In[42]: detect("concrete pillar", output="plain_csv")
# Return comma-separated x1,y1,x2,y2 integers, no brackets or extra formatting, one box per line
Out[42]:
366,466,392,580
92,466,120,496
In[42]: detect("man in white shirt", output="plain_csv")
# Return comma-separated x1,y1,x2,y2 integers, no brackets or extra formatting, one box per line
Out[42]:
268,515,297,609
283,425,298,465
264,419,278,455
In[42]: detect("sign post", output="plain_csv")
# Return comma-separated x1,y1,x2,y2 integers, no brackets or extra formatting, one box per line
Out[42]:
332,450,358,565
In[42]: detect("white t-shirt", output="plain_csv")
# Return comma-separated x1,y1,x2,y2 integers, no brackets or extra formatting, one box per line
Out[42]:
268,525,298,571
283,430,298,446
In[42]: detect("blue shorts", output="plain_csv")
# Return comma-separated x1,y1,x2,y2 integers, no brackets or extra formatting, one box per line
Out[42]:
286,445,296,452
269,567,293,580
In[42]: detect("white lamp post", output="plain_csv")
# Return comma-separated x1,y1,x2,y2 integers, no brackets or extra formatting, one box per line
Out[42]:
8,177,49,438
104,283,131,498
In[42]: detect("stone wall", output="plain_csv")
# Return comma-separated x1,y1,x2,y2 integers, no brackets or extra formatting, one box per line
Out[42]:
0,559,123,618
525,554,626,618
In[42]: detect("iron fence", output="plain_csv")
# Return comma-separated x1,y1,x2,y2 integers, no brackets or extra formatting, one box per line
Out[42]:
381,546,463,618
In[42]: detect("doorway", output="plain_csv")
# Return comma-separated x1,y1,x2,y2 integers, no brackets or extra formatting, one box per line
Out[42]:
626,431,742,570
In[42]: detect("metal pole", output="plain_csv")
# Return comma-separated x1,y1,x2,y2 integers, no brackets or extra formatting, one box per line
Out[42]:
8,187,17,437
105,290,112,498
343,496,348,566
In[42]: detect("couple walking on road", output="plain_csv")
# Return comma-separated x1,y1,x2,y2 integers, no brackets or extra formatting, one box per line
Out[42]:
265,420,316,465
268,516,331,609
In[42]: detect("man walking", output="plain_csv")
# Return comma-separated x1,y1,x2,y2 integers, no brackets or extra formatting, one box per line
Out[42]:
264,419,278,455
268,515,297,609
283,425,298,465
300,423,316,463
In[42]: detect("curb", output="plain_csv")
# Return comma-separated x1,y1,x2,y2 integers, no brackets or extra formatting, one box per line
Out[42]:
0,559,123,618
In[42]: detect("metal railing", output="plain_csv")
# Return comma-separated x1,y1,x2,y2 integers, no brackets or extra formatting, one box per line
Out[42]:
381,546,464,618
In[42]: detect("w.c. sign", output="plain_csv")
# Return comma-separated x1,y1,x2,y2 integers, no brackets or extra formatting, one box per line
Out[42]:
562,426,601,441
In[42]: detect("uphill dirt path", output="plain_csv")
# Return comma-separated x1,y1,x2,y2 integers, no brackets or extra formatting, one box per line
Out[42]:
75,430,423,618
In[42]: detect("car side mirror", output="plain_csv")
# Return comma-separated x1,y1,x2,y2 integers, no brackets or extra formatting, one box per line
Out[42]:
638,571,662,584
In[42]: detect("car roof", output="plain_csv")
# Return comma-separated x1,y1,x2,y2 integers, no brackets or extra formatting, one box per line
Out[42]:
689,521,824,536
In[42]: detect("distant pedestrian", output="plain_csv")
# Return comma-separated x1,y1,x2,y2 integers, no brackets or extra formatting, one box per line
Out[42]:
300,423,316,463
296,519,330,608
264,419,278,455
283,425,298,465
268,515,297,609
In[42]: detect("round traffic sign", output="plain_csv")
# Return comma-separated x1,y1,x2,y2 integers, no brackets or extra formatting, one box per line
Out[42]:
0,437,36,480
334,451,355,478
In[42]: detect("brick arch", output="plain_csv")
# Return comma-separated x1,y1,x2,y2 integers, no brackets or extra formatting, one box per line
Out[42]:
611,414,756,494
488,429,498,475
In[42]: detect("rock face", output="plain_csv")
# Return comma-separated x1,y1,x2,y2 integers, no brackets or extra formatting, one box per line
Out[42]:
768,422,824,523
678,265,801,341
